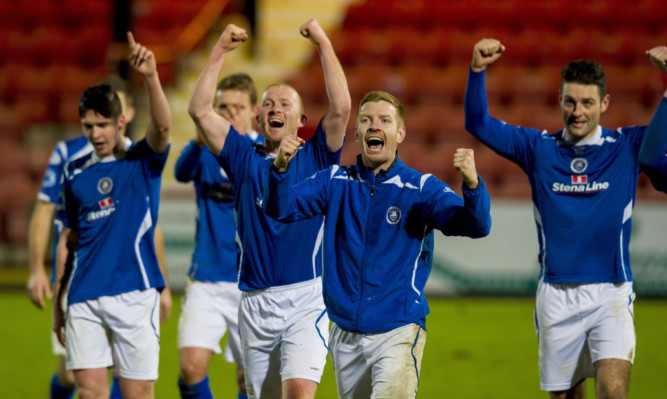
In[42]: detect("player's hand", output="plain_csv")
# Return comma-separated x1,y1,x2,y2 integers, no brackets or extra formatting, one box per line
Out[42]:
128,32,157,77
300,19,328,47
52,300,66,346
217,24,248,52
159,287,172,324
273,135,305,172
218,104,246,134
471,38,505,72
27,270,52,309
646,46,667,73
453,148,480,189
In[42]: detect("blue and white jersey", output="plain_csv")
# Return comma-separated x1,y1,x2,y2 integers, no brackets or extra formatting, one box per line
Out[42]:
639,97,667,193
263,156,491,333
465,68,664,283
62,139,169,305
38,135,92,282
216,121,341,291
174,132,263,282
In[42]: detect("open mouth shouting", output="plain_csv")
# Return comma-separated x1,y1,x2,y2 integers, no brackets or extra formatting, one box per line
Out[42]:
268,117,284,128
366,135,385,153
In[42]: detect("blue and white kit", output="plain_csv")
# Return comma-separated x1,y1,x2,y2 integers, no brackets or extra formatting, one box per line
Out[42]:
62,138,168,305
216,122,341,291
465,68,667,284
264,155,491,334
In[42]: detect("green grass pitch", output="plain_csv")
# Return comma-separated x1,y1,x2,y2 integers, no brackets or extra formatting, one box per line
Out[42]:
1,292,666,398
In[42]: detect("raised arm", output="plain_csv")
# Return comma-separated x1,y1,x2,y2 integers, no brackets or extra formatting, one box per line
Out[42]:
27,200,55,309
432,150,491,238
188,24,248,155
127,32,171,154
300,19,351,152
639,46,667,191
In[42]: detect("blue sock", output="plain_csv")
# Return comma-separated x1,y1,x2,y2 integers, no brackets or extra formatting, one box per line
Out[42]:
110,375,123,399
237,393,248,399
178,375,214,399
50,373,75,399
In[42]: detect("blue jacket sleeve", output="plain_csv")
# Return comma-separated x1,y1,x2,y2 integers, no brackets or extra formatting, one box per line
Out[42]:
174,140,203,183
427,176,492,238
464,68,538,170
263,165,329,223
638,97,667,192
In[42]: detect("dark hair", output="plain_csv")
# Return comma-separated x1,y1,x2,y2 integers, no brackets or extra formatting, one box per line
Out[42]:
358,91,405,127
217,73,258,105
561,60,607,99
79,84,122,120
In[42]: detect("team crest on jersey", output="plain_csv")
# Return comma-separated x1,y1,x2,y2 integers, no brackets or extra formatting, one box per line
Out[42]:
570,158,588,173
386,206,401,225
97,177,113,194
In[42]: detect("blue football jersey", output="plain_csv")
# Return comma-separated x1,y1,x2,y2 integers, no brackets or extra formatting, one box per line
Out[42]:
465,68,662,283
175,132,263,282
38,135,92,282
216,121,341,291
62,139,169,304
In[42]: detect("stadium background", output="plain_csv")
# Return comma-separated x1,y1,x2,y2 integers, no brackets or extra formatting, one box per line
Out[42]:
0,0,666,397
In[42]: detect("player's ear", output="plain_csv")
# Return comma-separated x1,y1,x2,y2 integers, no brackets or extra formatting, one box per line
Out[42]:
299,113,307,127
397,125,406,144
600,94,610,114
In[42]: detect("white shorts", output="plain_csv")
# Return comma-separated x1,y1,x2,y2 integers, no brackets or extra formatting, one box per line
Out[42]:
66,289,160,380
178,279,243,364
239,278,329,399
329,323,426,399
535,281,636,391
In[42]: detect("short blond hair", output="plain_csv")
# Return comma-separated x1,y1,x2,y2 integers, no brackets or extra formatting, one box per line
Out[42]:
357,91,405,127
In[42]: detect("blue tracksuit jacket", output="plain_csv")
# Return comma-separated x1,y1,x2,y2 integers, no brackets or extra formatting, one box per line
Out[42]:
264,155,491,333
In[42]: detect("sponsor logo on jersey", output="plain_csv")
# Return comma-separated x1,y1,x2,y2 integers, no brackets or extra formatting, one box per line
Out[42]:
255,197,263,208
98,197,114,208
87,206,116,222
386,206,401,225
97,177,113,194
552,180,609,193
571,175,588,184
570,158,588,173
